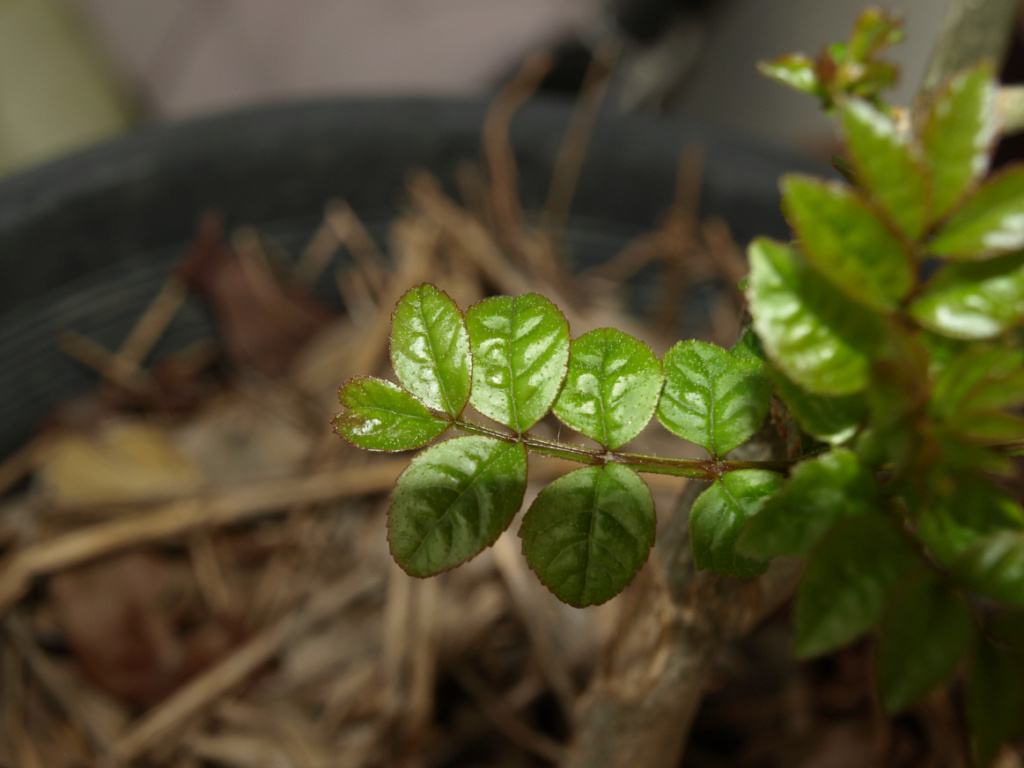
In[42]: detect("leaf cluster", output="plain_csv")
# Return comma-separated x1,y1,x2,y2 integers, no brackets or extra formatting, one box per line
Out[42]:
746,10,1024,762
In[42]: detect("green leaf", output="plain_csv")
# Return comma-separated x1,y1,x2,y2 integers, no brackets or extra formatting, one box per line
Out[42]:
552,328,663,450
920,62,998,220
519,463,655,608
767,366,867,444
954,530,1024,607
968,640,1024,767
334,377,450,451
388,436,527,576
747,237,887,395
929,167,1024,258
909,251,1024,339
390,284,472,417
738,448,877,559
690,470,784,578
466,294,570,433
839,99,929,240
876,571,974,713
847,7,903,61
794,516,920,657
757,54,822,97
656,340,772,456
780,174,913,310
917,474,1024,566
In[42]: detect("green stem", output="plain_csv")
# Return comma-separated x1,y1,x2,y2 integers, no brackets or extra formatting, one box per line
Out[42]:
452,417,792,479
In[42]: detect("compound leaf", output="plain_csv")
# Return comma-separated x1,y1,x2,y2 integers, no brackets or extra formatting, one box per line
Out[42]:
334,377,449,451
690,470,784,578
794,516,920,657
657,340,772,456
553,328,663,449
388,436,526,577
876,571,974,713
390,284,471,417
739,448,878,560
968,640,1024,767
747,238,887,395
466,294,569,433
839,98,929,240
520,463,655,608
954,530,1024,607
920,62,998,220
929,167,1024,259
909,251,1024,339
781,174,914,309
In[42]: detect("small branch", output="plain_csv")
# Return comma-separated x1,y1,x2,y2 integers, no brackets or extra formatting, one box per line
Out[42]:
453,417,793,479
922,0,1020,92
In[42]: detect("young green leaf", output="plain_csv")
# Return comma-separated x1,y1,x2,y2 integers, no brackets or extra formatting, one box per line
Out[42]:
968,640,1024,768
909,251,1024,339
839,98,929,240
656,340,772,457
519,462,655,608
780,174,913,309
847,7,903,61
767,366,867,445
756,54,822,97
334,377,450,451
466,294,570,433
388,435,527,577
690,470,784,578
794,516,920,658
747,237,887,395
876,571,974,714
738,448,878,560
928,167,1024,259
552,328,663,449
920,62,998,220
916,474,1024,566
953,530,1024,607
390,284,472,417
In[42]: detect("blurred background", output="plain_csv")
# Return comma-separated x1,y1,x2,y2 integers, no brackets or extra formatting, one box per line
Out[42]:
0,0,954,178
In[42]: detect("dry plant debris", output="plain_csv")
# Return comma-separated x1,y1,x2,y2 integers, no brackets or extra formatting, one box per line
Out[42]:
0,64,984,768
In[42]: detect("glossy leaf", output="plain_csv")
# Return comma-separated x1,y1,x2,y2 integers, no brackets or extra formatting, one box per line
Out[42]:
876,571,974,713
739,449,877,559
839,98,929,239
519,463,655,608
390,284,472,417
954,530,1024,607
747,237,886,395
909,251,1024,339
767,366,867,444
917,474,1024,566
794,516,920,658
334,377,449,451
388,436,527,577
920,63,998,219
466,294,569,433
929,167,1024,258
968,641,1024,767
690,470,784,578
781,174,913,309
756,54,821,97
657,340,772,456
552,328,663,449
